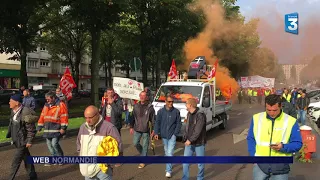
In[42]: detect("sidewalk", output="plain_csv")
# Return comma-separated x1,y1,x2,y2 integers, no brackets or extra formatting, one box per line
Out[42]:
237,117,320,180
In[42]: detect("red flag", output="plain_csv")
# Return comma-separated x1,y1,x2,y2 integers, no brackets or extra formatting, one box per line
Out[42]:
167,59,178,81
208,59,219,82
59,67,77,100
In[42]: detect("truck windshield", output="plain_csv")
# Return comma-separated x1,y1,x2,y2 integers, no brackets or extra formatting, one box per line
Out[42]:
154,85,202,103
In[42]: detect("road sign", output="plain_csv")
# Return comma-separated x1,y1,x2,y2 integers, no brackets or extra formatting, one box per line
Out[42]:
130,57,142,71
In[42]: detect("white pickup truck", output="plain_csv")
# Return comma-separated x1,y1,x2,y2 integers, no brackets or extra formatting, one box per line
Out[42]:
152,79,232,137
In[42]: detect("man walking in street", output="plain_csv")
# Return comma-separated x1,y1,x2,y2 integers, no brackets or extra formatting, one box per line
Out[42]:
182,98,206,180
37,92,68,166
77,105,122,180
130,91,155,169
7,94,38,180
101,88,123,164
22,89,36,110
154,96,182,178
246,94,302,180
296,90,310,125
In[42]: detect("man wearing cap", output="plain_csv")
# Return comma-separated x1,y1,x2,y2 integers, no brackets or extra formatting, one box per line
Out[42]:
6,94,38,180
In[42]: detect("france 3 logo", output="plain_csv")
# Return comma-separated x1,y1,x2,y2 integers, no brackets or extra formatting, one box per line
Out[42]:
285,12,298,35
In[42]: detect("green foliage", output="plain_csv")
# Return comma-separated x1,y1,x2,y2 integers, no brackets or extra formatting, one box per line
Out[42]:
295,144,313,163
300,55,320,83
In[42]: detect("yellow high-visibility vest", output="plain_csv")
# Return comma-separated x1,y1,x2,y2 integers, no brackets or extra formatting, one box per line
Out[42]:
252,112,296,156
282,94,291,102
253,91,258,97
297,94,301,98
248,89,253,96
264,90,270,96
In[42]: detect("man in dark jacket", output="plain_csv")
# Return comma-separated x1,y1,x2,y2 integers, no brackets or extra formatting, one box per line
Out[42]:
100,88,123,164
182,98,206,180
296,91,310,125
130,91,155,169
154,96,182,178
281,96,297,118
7,94,38,180
101,88,123,134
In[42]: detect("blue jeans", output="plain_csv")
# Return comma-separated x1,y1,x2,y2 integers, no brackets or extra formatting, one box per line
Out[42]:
298,110,306,125
162,135,177,173
133,131,150,156
85,168,112,180
182,145,205,180
253,164,289,180
46,137,64,156
124,110,130,125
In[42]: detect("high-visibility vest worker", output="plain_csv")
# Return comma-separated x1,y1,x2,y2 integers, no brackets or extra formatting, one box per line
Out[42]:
264,90,271,96
297,94,301,98
216,89,220,97
252,112,297,156
253,90,258,97
248,89,253,96
282,93,291,102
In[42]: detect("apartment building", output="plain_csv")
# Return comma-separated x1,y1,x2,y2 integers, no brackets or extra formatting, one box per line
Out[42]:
282,64,308,84
1,49,166,89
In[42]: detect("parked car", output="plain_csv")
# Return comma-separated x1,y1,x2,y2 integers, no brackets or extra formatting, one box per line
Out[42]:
79,90,90,97
31,89,50,109
0,89,20,107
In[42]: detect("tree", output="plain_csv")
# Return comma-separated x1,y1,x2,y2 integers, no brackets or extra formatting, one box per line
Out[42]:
64,0,125,106
0,0,59,87
300,55,320,83
249,47,278,77
41,11,90,92
134,0,204,87
215,18,261,78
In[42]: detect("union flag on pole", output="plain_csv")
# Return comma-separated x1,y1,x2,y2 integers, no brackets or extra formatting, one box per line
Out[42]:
59,67,77,100
167,59,178,81
207,59,219,82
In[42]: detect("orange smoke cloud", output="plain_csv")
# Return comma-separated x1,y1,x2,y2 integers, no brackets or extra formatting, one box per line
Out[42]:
252,4,320,64
183,0,239,99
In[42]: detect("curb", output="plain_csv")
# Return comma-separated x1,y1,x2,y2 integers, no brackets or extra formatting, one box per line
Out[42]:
0,128,80,148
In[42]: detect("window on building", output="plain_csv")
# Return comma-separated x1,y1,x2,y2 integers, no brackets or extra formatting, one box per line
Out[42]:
28,59,38,68
89,64,91,70
40,47,46,51
40,60,50,67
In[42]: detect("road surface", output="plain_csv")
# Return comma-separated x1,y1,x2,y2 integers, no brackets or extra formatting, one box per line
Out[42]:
0,103,319,180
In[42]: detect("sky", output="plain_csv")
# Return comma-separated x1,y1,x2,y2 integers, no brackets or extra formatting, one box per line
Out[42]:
236,0,320,64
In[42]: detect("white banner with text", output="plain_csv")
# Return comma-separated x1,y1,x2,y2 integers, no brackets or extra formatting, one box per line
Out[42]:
240,76,275,88
113,77,144,100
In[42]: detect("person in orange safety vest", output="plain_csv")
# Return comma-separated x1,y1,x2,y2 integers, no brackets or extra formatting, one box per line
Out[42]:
37,91,68,166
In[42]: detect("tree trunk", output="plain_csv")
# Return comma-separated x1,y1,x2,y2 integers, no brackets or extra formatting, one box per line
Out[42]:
104,61,108,87
107,57,112,87
140,40,148,85
90,28,101,106
156,39,163,88
126,66,130,78
152,62,155,87
19,41,28,88
74,52,81,93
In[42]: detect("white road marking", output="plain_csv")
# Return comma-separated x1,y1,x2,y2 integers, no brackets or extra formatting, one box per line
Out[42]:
237,112,242,115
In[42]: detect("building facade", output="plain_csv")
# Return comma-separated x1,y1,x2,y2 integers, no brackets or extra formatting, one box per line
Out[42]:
1,49,165,89
282,64,308,85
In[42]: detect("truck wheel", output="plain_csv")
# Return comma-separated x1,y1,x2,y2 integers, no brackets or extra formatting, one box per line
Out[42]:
219,113,227,129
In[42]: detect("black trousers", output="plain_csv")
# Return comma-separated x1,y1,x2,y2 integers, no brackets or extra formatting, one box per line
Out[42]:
9,146,37,180
117,128,123,156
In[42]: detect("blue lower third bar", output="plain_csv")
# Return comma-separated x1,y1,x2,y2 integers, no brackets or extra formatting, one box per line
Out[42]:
27,156,293,164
